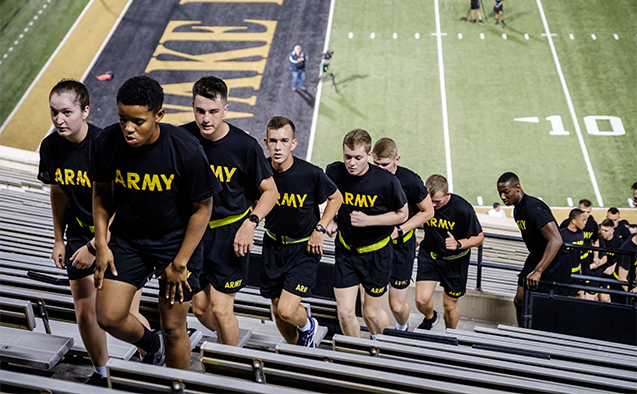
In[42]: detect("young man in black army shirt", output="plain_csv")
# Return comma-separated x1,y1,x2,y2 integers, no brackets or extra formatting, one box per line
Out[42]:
415,175,484,330
90,76,220,370
326,129,408,339
497,172,570,325
371,138,434,331
559,199,599,300
261,116,342,347
593,219,624,302
560,208,587,298
617,234,637,294
181,76,277,346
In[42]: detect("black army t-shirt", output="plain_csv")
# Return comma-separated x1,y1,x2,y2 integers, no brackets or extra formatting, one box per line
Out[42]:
394,166,429,221
560,216,598,246
599,233,625,269
182,121,272,220
617,237,636,284
266,157,337,239
38,124,102,225
421,194,482,258
514,194,567,268
560,227,584,268
326,162,407,247
89,122,220,240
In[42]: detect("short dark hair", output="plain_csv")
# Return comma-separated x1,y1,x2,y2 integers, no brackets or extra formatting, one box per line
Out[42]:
426,174,448,197
498,172,519,185
50,79,90,109
569,208,584,221
632,182,637,190
600,219,614,228
343,128,372,153
266,116,295,138
192,76,228,102
493,202,500,209
116,76,163,114
372,138,397,159
607,207,620,215
578,199,592,208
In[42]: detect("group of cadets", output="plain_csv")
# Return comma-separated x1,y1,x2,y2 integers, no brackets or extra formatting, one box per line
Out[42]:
37,75,636,386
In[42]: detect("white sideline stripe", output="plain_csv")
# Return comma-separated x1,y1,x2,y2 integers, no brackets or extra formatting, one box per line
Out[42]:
0,0,97,136
434,0,453,192
306,0,336,162
536,0,603,207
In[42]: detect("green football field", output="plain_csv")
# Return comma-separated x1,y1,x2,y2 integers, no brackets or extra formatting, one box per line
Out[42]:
310,0,636,209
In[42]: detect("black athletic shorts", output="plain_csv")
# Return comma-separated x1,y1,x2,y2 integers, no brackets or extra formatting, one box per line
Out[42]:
584,266,602,294
568,274,581,297
471,0,480,10
390,237,416,290
201,219,249,294
104,230,202,302
260,236,320,299
517,256,569,296
416,247,470,298
494,5,503,13
333,240,392,297
64,220,96,280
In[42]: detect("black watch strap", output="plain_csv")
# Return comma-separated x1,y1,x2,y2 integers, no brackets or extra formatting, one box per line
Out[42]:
315,224,326,233
248,214,260,225
457,241,463,250
397,226,404,237
86,241,96,256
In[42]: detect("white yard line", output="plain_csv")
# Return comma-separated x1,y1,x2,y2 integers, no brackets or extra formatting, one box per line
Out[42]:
306,0,336,162
536,0,604,207
434,0,453,192
0,0,95,136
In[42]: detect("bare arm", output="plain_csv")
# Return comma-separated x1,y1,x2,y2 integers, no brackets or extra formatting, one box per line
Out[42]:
161,197,212,303
308,189,343,255
50,185,69,269
234,177,278,257
526,222,563,289
392,194,434,238
445,231,485,250
350,202,408,227
93,181,115,289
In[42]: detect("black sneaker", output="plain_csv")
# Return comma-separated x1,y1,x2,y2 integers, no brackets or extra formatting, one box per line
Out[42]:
495,20,499,24
86,372,108,387
479,19,484,23
501,21,506,26
417,311,439,330
141,330,165,366
297,317,318,348
470,19,476,23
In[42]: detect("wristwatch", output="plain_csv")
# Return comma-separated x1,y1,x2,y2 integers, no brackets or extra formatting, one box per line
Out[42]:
397,226,404,238
86,241,96,256
456,241,463,250
248,214,260,225
315,224,326,233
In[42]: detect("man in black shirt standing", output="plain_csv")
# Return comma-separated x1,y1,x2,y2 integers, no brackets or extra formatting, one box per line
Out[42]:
593,219,624,302
606,207,632,244
326,129,408,339
90,76,219,369
261,116,342,347
371,138,434,331
560,208,587,298
181,76,277,346
415,175,484,330
497,172,570,325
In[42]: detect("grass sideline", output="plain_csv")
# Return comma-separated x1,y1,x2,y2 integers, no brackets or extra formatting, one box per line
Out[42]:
311,0,636,209
0,0,89,125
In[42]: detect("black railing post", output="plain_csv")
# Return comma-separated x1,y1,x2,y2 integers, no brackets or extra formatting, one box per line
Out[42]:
476,244,483,290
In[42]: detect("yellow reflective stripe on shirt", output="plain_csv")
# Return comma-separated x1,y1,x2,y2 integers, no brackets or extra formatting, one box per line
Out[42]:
338,232,391,254
75,217,95,233
580,252,589,259
392,229,414,244
208,208,250,229
571,264,581,273
265,230,310,245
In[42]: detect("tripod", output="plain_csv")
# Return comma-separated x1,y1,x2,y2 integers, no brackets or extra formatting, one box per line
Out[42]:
319,60,338,93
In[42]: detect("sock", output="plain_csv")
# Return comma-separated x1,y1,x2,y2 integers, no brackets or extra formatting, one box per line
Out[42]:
94,365,107,378
395,322,408,331
299,318,312,332
370,334,378,341
133,327,160,355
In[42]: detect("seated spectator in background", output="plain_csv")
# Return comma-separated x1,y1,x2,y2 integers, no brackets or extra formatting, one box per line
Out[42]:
497,172,570,326
592,219,623,303
559,199,599,300
560,209,586,298
632,182,637,208
607,207,631,243
487,202,507,218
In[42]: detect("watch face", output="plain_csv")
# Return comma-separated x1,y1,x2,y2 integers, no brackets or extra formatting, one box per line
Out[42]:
249,214,259,224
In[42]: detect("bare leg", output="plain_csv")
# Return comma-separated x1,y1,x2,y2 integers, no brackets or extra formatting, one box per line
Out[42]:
514,285,524,326
158,298,191,370
191,283,218,332
130,288,150,357
388,285,410,326
415,280,437,319
210,287,239,346
362,292,389,335
334,286,361,337
272,290,306,344
96,279,144,343
442,293,460,329
70,275,108,367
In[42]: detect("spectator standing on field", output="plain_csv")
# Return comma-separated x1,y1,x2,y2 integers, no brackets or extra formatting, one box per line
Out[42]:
289,45,306,91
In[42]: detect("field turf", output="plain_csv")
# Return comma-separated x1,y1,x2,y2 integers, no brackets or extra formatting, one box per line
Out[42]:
311,0,636,208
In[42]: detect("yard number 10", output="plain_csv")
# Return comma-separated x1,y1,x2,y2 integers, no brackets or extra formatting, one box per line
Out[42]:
547,115,625,136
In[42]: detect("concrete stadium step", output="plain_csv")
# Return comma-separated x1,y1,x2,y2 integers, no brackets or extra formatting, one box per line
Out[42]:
1,369,123,394
0,326,74,370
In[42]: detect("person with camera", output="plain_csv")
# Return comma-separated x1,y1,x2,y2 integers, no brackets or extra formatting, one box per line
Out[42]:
289,45,306,91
